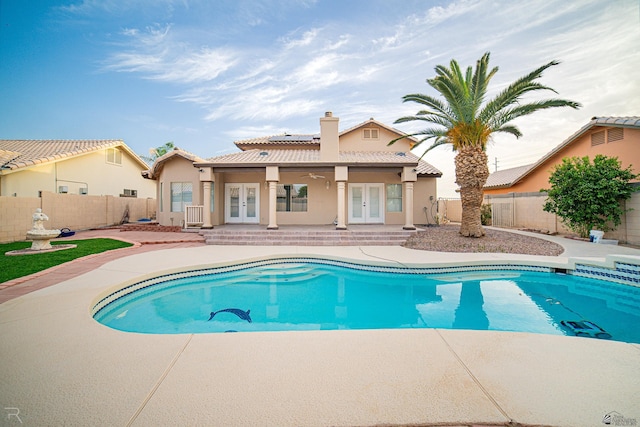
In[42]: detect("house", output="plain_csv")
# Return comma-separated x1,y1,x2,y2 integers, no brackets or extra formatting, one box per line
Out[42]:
0,139,155,198
484,117,640,195
143,112,443,229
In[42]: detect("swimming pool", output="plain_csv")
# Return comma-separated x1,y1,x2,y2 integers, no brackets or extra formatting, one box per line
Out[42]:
92,258,640,343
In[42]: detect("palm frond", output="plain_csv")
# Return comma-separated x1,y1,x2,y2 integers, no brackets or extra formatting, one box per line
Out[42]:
492,124,522,138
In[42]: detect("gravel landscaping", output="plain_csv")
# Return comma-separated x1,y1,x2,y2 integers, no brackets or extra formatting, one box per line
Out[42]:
404,224,564,255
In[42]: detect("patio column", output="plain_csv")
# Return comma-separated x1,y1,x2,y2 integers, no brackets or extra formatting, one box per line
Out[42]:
266,166,279,230
403,182,415,230
202,181,213,229
267,181,278,229
402,166,417,230
199,167,214,229
335,166,348,230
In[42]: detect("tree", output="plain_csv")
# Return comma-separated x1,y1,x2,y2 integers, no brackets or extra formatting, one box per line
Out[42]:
542,155,637,238
141,141,175,164
390,52,580,237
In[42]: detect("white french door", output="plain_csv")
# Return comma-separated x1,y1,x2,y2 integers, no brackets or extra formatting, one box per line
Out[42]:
348,183,384,224
225,183,260,223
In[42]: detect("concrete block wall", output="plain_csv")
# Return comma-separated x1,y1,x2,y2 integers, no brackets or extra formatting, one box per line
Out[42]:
484,187,640,245
1,192,155,243
0,196,41,243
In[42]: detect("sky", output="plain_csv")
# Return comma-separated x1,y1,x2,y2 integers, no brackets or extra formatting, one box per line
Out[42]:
1,0,639,197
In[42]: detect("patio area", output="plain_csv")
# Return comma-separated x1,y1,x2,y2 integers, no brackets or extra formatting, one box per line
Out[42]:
1,229,639,426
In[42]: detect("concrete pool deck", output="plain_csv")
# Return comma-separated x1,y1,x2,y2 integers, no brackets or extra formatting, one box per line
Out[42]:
1,229,639,426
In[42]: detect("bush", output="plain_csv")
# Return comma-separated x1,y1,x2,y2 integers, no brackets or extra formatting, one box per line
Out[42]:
542,155,637,238
480,204,492,226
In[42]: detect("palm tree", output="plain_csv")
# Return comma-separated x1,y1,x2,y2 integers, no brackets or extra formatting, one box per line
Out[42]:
391,52,580,237
141,141,175,164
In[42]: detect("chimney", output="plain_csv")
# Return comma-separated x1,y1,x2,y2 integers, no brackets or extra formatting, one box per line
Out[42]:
320,111,339,162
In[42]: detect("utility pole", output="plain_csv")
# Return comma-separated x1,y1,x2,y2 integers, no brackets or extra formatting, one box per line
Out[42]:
493,157,498,172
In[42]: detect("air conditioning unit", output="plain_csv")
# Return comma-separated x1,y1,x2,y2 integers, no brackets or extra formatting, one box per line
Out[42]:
58,186,68,194
79,188,88,195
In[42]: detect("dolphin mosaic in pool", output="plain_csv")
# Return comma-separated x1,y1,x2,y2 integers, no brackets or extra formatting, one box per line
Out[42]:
208,308,252,323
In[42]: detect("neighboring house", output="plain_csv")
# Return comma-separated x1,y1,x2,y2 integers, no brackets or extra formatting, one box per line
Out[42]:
143,112,443,229
0,139,155,198
484,117,640,195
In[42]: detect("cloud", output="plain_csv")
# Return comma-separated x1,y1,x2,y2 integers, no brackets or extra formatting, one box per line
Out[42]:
102,24,237,83
92,0,638,167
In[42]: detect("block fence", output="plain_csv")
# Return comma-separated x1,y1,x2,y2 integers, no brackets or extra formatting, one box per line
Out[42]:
0,192,156,243
484,183,640,245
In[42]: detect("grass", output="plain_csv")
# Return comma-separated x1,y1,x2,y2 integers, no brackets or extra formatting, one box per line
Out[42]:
0,239,133,283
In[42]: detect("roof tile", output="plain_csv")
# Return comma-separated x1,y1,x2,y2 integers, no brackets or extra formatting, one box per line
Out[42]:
0,139,126,170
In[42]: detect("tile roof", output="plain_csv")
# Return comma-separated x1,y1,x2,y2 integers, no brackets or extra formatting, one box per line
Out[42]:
0,139,147,171
143,148,206,180
415,159,443,177
233,118,418,149
196,149,442,176
484,164,535,189
591,116,640,127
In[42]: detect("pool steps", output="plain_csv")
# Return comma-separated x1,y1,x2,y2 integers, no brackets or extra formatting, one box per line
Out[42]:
200,229,417,246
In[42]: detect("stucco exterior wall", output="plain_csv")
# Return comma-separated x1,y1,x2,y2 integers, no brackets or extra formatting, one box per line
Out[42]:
0,148,155,198
0,192,155,243
339,125,413,152
484,127,640,196
154,159,439,228
156,157,200,227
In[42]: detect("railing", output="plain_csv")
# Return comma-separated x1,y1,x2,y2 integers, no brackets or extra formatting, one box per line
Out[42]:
184,205,204,228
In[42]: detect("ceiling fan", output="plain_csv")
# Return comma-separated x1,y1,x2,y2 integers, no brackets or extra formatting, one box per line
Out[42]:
301,173,325,179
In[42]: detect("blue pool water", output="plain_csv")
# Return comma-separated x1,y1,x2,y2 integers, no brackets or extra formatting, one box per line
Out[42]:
93,260,640,343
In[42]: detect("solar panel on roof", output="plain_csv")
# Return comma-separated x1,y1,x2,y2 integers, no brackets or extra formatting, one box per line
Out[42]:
268,135,315,142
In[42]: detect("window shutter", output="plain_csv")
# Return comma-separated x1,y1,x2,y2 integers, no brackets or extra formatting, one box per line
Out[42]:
591,131,605,146
607,128,623,142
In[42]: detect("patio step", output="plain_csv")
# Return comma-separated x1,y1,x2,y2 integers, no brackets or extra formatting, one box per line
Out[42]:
200,229,417,246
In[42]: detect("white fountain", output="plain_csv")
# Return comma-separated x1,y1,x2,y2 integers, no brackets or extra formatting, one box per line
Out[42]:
5,209,76,256
26,208,61,250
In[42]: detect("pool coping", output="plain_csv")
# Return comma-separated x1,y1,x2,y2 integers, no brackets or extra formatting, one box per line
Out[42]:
1,245,640,426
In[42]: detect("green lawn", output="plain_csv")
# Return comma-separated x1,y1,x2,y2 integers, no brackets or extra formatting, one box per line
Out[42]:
0,239,133,283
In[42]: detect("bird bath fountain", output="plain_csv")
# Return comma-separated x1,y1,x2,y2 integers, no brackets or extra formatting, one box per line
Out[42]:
27,208,61,250
5,208,76,256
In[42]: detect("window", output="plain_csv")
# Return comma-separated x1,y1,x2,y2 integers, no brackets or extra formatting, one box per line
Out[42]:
276,184,307,212
171,182,193,212
160,182,163,212
386,184,402,212
363,128,379,139
106,148,122,165
210,185,215,212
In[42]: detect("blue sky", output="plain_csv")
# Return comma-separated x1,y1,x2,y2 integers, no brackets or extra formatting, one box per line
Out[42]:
1,0,639,196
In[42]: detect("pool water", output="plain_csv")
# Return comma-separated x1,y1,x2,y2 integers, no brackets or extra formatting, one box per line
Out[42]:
93,261,640,343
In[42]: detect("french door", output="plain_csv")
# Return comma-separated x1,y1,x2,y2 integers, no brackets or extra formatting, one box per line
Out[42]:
348,183,384,224
225,183,260,223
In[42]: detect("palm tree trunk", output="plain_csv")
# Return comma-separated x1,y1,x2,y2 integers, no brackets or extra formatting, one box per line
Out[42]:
455,147,489,237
